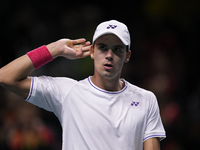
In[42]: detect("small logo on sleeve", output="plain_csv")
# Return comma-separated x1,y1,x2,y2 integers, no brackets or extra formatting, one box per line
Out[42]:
131,101,139,106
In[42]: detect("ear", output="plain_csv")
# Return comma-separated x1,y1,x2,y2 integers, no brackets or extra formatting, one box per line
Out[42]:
90,45,94,59
124,50,131,63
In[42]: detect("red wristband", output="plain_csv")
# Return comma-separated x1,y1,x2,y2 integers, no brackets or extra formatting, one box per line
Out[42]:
27,45,53,69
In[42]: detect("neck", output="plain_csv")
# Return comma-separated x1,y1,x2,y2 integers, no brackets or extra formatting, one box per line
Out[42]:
90,75,125,91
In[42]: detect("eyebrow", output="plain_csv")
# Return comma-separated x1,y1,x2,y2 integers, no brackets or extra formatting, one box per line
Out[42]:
97,43,107,46
113,45,125,48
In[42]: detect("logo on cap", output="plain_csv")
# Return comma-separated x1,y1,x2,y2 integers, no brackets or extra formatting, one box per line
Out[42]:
107,25,117,29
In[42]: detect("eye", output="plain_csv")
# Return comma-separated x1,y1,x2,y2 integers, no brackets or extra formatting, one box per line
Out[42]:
113,47,123,53
98,45,108,51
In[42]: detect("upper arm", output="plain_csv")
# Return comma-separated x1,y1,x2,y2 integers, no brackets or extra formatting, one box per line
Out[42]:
17,76,32,99
0,75,32,99
143,137,160,150
0,54,34,99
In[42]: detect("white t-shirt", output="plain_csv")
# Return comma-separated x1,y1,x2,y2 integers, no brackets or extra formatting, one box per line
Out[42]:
26,76,166,150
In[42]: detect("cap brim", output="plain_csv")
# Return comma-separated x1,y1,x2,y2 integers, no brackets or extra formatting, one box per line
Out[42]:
93,31,129,47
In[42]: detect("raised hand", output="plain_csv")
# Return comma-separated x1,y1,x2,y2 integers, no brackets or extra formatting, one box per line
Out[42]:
47,38,92,60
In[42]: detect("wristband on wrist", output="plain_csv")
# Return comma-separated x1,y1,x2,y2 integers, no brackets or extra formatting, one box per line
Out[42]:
27,45,53,69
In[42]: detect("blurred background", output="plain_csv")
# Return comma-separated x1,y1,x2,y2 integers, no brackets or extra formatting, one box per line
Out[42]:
0,0,200,149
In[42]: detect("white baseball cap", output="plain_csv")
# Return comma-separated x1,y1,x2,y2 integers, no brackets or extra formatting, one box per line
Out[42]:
93,20,131,49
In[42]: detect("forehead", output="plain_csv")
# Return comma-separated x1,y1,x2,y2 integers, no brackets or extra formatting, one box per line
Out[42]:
95,34,125,46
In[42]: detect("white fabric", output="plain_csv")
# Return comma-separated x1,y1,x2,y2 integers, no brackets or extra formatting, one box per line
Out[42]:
26,76,166,150
93,20,131,49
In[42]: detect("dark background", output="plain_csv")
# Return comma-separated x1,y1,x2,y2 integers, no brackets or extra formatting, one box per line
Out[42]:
1,0,200,149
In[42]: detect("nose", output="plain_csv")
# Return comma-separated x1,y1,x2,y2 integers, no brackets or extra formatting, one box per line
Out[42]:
106,49,113,61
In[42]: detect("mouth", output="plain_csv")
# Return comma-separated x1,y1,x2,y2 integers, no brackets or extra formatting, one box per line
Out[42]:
104,64,114,70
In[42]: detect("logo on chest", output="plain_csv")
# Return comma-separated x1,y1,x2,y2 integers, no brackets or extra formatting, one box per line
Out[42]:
131,101,139,106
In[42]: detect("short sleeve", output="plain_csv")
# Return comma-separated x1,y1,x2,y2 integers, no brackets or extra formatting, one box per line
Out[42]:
143,93,166,141
25,76,78,119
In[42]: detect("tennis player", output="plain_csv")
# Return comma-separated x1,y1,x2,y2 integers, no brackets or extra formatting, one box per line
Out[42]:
0,20,166,150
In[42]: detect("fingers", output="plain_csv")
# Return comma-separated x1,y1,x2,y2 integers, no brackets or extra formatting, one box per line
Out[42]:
72,39,91,47
81,50,90,58
71,38,86,45
62,38,91,59
82,45,92,52
73,40,91,52
75,44,91,59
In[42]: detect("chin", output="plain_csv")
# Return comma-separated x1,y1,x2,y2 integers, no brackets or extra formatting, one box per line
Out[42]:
95,69,121,79
102,72,120,80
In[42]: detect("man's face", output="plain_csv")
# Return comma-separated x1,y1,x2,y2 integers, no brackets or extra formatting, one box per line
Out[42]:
90,34,131,80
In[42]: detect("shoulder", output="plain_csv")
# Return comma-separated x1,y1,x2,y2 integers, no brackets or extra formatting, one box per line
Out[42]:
33,76,78,84
126,81,156,100
32,76,79,92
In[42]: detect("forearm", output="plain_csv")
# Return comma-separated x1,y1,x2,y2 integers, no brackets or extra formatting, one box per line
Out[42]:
143,138,160,150
0,43,59,98
0,38,91,98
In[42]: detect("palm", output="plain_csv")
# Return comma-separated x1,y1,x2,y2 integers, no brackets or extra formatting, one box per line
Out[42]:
63,38,91,60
